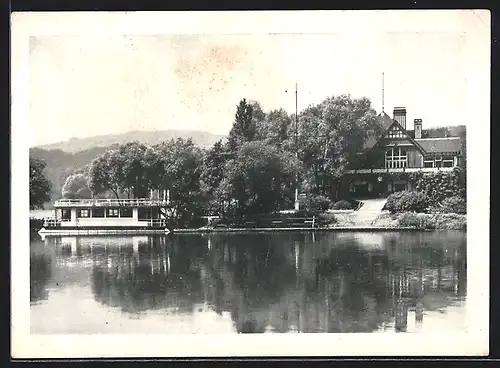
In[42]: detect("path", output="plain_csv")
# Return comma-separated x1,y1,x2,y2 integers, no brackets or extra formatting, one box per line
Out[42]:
349,198,388,226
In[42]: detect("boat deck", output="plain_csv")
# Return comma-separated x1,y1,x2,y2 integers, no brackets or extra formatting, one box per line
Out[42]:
54,198,168,208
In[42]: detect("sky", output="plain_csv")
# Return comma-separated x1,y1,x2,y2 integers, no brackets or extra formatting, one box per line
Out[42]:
25,11,489,147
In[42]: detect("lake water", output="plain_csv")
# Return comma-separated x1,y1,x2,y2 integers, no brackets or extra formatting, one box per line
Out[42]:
30,231,466,334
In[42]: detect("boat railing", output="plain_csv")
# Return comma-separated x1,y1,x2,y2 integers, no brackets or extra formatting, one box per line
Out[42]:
146,219,167,228
54,198,168,207
43,217,61,228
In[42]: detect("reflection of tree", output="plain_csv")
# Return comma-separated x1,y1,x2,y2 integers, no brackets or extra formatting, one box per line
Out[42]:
90,236,207,314
79,231,466,333
199,232,467,333
30,252,53,304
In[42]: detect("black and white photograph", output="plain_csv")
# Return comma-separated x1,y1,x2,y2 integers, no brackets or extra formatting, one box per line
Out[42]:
11,10,489,358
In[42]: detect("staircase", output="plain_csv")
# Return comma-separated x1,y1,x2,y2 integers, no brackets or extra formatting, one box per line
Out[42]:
349,198,388,226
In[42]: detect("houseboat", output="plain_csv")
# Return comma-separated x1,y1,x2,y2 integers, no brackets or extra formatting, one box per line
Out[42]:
38,197,171,237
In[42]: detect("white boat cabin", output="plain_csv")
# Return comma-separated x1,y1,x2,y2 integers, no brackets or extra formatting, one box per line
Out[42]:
44,198,168,229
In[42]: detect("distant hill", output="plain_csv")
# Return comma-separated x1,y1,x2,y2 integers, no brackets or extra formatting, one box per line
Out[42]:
35,129,226,154
30,130,227,206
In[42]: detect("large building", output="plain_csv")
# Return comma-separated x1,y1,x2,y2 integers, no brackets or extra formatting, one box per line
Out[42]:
341,107,464,198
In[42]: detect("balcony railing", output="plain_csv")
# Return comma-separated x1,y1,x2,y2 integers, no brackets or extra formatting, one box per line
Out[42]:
54,198,168,207
344,167,455,175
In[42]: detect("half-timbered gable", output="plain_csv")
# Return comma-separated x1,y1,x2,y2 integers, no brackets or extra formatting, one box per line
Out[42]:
341,106,463,198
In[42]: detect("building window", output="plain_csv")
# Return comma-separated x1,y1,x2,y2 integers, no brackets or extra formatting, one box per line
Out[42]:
442,156,455,168
385,148,407,169
423,160,434,168
387,127,405,139
434,157,442,168
92,207,105,218
107,208,119,217
78,209,90,218
120,207,133,218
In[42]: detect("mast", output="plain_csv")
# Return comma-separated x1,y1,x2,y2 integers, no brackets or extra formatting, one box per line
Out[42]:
382,72,385,113
294,82,299,211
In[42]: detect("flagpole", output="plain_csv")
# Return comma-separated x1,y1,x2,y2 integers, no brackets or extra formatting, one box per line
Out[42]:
294,82,300,211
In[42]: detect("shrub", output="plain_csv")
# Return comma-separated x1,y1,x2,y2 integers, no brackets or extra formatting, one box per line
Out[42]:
397,212,435,229
318,213,337,225
397,212,466,230
410,167,466,203
384,191,430,213
440,196,466,214
330,199,359,210
432,213,467,230
303,194,332,213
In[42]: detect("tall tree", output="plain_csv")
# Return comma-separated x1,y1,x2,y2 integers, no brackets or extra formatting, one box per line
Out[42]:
200,140,229,215
88,150,125,199
297,95,379,197
118,142,150,198
29,156,52,209
227,98,256,154
155,138,204,227
255,108,292,150
221,141,301,216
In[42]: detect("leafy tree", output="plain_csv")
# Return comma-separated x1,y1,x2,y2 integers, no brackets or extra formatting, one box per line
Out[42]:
88,150,125,199
118,142,150,198
297,95,379,197
227,98,256,154
61,173,92,199
154,138,204,227
255,108,293,150
221,141,301,216
200,140,229,215
29,156,52,209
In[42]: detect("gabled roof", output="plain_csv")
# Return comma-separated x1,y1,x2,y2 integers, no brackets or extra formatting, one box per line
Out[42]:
368,119,427,155
414,137,462,154
363,111,394,150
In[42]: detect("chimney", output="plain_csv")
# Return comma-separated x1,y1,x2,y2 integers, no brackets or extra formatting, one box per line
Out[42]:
414,118,422,139
393,107,407,129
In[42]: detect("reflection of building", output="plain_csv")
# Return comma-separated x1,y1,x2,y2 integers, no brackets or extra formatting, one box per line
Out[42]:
33,232,466,334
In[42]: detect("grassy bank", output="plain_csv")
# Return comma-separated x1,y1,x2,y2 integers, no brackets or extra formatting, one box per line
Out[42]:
372,212,466,230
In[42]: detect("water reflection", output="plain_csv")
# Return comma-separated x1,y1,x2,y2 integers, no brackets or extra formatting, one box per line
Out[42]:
30,231,466,334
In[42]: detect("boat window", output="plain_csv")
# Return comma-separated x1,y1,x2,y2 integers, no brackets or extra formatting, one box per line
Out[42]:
92,207,105,218
120,207,133,218
138,208,151,220
78,209,90,218
107,208,119,217
61,209,71,220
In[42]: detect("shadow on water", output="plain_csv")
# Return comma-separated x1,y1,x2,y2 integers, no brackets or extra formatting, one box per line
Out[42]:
31,231,466,333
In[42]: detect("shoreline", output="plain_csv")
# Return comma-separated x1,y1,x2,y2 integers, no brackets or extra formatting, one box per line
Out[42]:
33,225,463,238
172,226,422,234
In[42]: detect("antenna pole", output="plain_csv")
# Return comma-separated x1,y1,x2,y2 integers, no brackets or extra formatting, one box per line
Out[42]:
294,83,299,211
382,72,385,113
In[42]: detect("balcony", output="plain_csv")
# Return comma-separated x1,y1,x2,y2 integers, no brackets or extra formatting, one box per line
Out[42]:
54,198,168,208
344,167,455,175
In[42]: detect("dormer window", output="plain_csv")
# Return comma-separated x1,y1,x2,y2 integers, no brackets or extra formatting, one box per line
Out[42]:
385,147,407,169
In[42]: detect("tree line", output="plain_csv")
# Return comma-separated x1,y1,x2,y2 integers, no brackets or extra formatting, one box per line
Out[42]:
30,94,383,225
